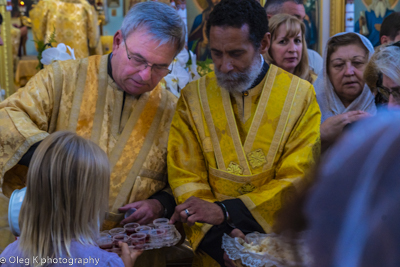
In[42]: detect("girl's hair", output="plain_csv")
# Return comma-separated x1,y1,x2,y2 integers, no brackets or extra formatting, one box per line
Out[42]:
265,13,314,83
326,32,369,74
18,131,110,262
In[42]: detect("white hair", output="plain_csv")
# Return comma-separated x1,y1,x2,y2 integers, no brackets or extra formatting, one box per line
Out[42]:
374,45,400,87
121,1,186,54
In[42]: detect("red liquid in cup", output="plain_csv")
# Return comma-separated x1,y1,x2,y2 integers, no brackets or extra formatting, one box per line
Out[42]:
99,243,113,250
125,229,136,236
113,235,126,248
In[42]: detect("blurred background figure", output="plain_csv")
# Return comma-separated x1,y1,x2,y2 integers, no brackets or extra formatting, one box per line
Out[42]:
355,0,394,47
314,32,376,151
364,41,400,108
305,111,400,267
264,13,316,83
379,11,400,45
29,0,100,59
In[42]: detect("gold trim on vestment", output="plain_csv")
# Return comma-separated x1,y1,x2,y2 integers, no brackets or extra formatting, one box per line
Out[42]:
109,81,124,139
68,58,89,131
111,87,167,212
49,62,63,134
199,78,226,170
239,195,272,233
2,132,49,186
107,92,150,171
208,166,274,183
76,57,101,139
243,66,276,154
91,55,110,144
173,182,212,198
119,95,137,133
263,74,300,171
221,89,251,175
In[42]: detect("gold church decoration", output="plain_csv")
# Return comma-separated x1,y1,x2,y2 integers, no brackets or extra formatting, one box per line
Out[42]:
0,3,14,98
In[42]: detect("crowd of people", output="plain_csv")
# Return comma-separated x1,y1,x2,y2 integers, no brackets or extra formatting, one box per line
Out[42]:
1,0,400,266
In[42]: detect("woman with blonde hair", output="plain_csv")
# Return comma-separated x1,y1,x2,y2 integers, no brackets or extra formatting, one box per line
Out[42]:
0,131,141,267
264,13,316,83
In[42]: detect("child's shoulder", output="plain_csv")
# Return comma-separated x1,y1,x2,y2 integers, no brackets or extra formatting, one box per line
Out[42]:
69,241,124,267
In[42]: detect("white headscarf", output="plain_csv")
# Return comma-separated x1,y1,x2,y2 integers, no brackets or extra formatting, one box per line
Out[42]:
314,32,377,123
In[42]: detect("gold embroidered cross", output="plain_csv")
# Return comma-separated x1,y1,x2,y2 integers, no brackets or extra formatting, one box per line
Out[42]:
227,162,244,175
247,149,267,169
238,183,256,194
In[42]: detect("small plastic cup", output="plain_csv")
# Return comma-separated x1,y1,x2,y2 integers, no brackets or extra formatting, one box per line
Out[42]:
149,229,166,249
129,233,146,249
112,234,129,248
109,228,126,236
135,225,152,242
100,231,111,238
124,223,140,236
97,236,114,250
124,208,137,219
153,218,169,228
158,224,176,246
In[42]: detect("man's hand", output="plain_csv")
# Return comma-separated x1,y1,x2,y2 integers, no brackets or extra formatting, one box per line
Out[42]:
321,111,370,147
119,242,143,267
170,196,224,226
223,229,246,267
119,199,164,225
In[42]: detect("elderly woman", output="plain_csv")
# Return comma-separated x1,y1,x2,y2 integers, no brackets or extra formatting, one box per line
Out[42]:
364,41,400,108
264,13,315,83
314,32,376,150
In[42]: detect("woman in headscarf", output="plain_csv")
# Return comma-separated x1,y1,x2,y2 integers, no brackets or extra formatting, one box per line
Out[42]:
314,32,376,151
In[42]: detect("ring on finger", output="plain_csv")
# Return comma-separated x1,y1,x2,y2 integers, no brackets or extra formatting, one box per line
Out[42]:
184,208,192,217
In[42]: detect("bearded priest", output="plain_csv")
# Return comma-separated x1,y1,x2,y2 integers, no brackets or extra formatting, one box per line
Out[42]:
168,0,321,266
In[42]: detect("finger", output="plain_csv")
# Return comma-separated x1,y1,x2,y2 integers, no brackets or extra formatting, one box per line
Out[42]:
169,211,181,224
120,209,146,225
180,210,189,224
119,242,130,255
223,253,236,267
118,202,141,212
346,113,370,124
229,228,245,239
130,249,143,262
174,202,192,215
187,214,204,226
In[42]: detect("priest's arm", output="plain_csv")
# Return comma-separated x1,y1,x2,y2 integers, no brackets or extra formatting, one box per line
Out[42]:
0,66,55,195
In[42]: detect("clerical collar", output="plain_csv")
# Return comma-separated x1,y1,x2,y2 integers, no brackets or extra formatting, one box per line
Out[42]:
108,52,114,81
247,56,269,92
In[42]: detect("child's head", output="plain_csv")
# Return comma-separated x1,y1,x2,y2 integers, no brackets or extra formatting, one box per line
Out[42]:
19,131,110,259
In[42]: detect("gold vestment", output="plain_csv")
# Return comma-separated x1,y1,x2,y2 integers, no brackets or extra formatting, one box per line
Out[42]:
168,65,321,266
30,0,100,59
0,55,177,255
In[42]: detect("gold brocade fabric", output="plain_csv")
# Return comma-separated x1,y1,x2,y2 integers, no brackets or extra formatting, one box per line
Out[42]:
0,55,177,254
30,0,100,59
168,65,321,266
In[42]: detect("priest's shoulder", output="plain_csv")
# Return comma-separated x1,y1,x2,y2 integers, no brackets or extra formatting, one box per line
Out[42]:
271,64,316,96
49,55,105,78
179,71,216,98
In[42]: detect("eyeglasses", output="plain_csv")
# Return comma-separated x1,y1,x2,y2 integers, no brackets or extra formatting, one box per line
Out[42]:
377,85,400,102
123,39,172,77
